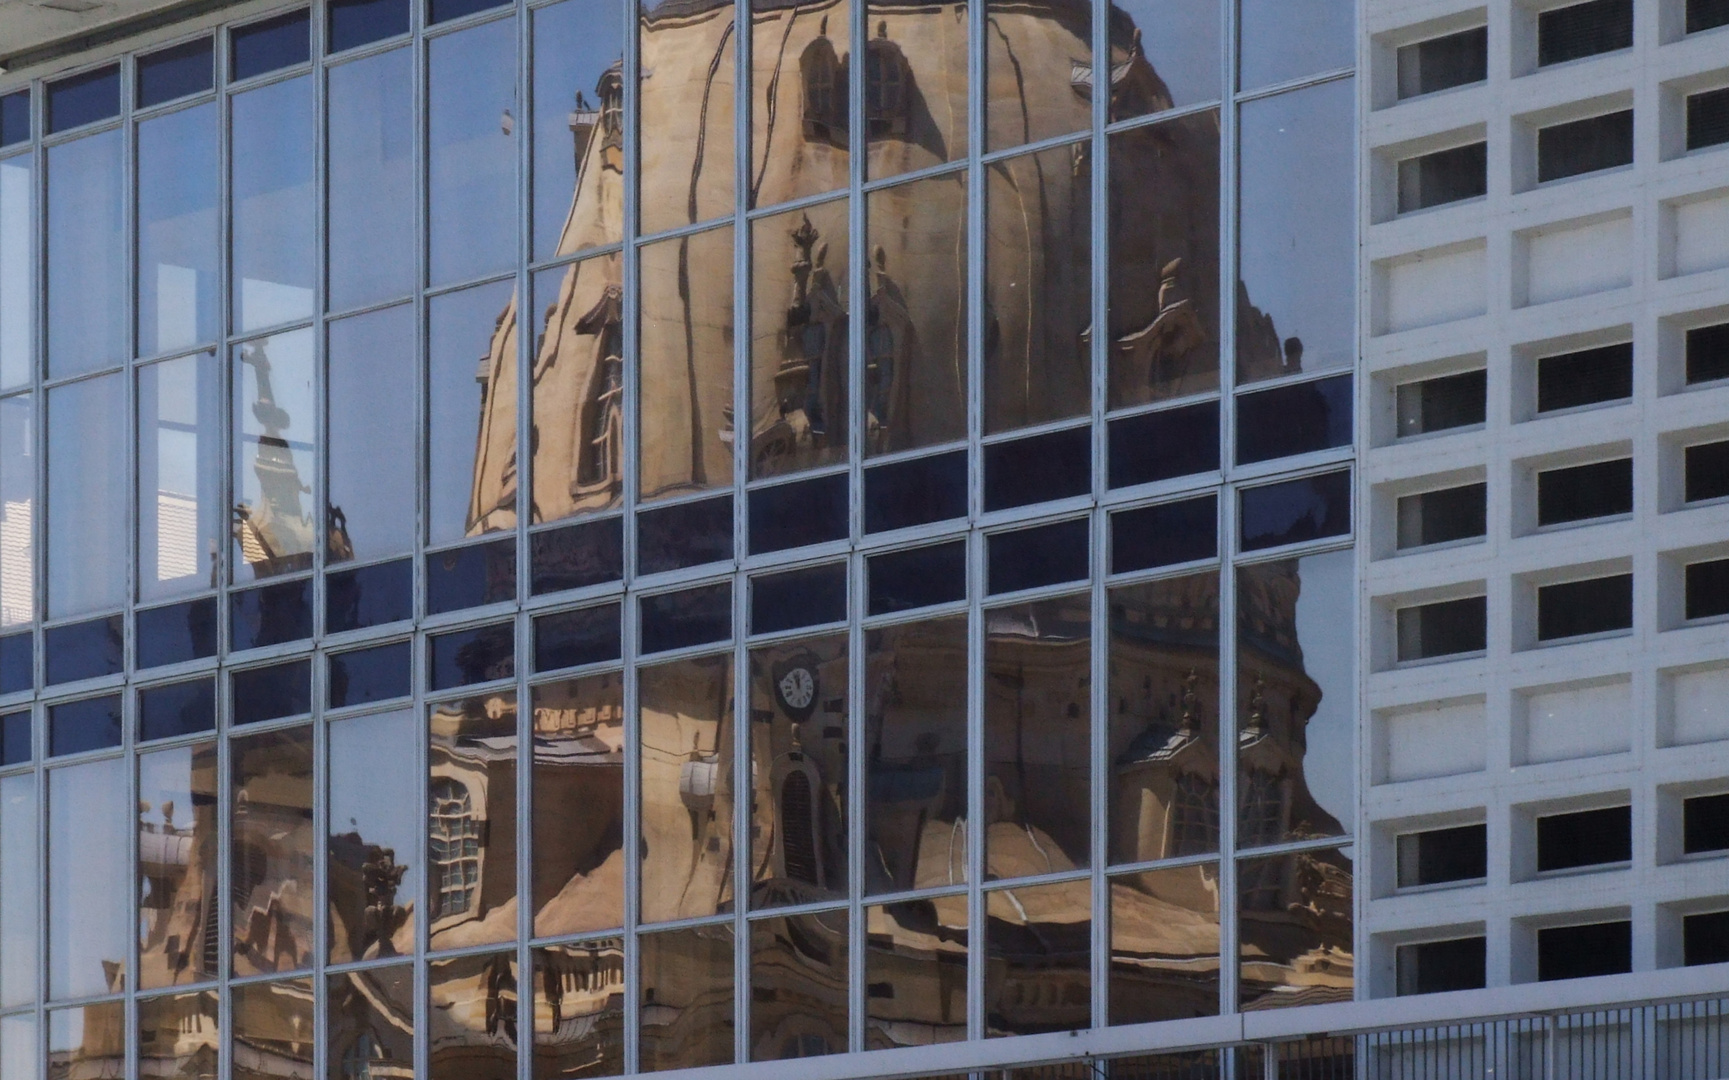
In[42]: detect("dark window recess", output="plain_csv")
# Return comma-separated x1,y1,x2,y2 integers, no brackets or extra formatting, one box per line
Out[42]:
49,695,122,756
428,623,516,691
1396,26,1488,99
139,679,216,742
1538,574,1633,640
1684,792,1729,855
1538,920,1631,981
1536,110,1634,183
750,474,848,554
1537,0,1633,66
231,10,312,80
0,92,28,148
1686,559,1729,621
1397,596,1487,661
328,641,412,709
1111,494,1218,573
44,616,124,686
232,660,313,726
983,426,1091,510
1685,441,1729,503
1108,401,1220,488
0,711,27,766
0,633,27,695
640,582,732,654
1396,483,1487,548
1239,470,1352,551
429,0,511,24
1397,824,1488,888
427,539,516,615
868,541,967,615
1687,322,1729,385
987,519,1089,595
1684,910,1729,966
1397,937,1487,996
638,495,733,575
328,0,411,52
864,450,967,533
1688,0,1729,33
534,603,623,672
327,559,413,632
46,65,121,133
1236,375,1352,464
1536,342,1632,412
752,563,847,635
1397,370,1485,437
1688,87,1729,151
1536,458,1632,525
137,597,218,668
136,38,214,108
1398,143,1488,212
531,517,624,595
1537,805,1631,871
232,578,314,651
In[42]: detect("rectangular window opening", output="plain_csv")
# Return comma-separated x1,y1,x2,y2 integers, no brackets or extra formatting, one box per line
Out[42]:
1535,342,1631,413
1396,483,1486,549
1537,0,1633,66
1536,110,1634,182
1397,143,1487,213
1397,823,1488,888
1396,27,1488,100
1536,573,1633,641
1535,804,1631,872
1396,370,1485,438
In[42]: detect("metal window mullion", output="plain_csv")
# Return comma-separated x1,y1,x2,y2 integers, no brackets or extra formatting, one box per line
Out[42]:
1217,0,1241,1026
516,4,536,1079
213,18,238,1077
621,0,643,1060
732,0,753,1057
1086,0,1108,1034
412,1,432,1075
963,0,986,1042
845,0,866,1046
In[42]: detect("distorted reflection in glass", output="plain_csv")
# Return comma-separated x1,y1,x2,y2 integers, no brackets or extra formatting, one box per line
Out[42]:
532,673,625,937
137,990,219,1079
138,742,219,990
0,1015,35,1080
984,878,1091,1036
0,154,29,390
47,1002,125,1080
639,653,735,923
865,616,967,893
1237,549,1352,849
863,896,967,1048
865,172,966,455
230,729,314,979
429,693,519,951
533,0,624,259
864,0,967,178
232,76,314,332
984,0,1087,151
530,257,625,521
750,634,848,906
1106,0,1221,120
232,328,316,581
1108,863,1220,1024
46,129,124,377
750,908,849,1060
751,0,849,208
0,394,35,628
430,17,518,286
1236,79,1354,384
638,0,734,235
328,304,416,563
138,102,219,355
330,709,418,962
751,199,849,479
328,47,414,311
430,278,519,546
639,226,734,500
329,964,413,1080
49,757,128,999
639,924,734,1071
1107,109,1220,409
231,977,314,1080
139,352,221,602
534,940,625,1079
1238,0,1353,92
984,596,1090,880
985,142,1090,433
1238,846,1353,1009
1108,571,1220,864
430,950,519,1080
47,372,126,617
0,773,37,1006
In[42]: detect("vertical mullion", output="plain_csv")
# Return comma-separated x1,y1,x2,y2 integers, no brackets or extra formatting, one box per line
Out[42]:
308,8,332,1075
120,47,142,1080
963,0,986,1043
1087,0,1109,1035
214,24,235,1080
26,69,47,1073
846,0,867,1051
515,6,535,1080
620,0,643,1062
412,3,432,1078
1217,0,1241,1027
732,0,754,1059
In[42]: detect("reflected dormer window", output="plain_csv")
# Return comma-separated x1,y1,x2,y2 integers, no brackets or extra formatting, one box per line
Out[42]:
866,25,911,139
800,29,847,146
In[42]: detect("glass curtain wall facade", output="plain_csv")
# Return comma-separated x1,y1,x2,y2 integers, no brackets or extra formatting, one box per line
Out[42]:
0,0,1355,1075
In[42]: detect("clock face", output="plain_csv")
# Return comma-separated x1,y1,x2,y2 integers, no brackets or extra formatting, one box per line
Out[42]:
778,667,816,711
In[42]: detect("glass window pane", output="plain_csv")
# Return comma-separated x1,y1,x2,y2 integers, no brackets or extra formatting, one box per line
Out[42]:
0,394,34,628
640,582,732,653
138,741,219,990
864,897,968,1048
231,978,314,1080
639,0,734,235
639,654,735,922
0,92,30,147
43,612,120,688
47,129,125,377
1238,0,1352,90
329,640,411,707
984,0,1087,150
1110,493,1217,572
984,878,1091,1035
0,773,37,1007
1238,846,1353,1008
531,257,626,520
138,102,219,356
138,597,218,667
328,304,416,562
233,329,316,580
231,726,315,978
232,656,312,726
328,47,415,312
751,561,847,634
1108,0,1220,119
430,279,520,546
232,76,314,332
533,941,625,1079
429,693,518,951
328,965,413,1080
48,372,126,617
638,925,734,1071
47,66,120,133
750,634,848,906
749,473,848,552
532,673,625,936
327,559,413,632
231,579,313,650
429,951,519,1080
531,517,624,595
231,11,311,80
534,0,625,259
137,990,218,1079
137,39,214,108
637,493,732,574
330,709,418,963
750,909,849,1060
0,154,33,390
534,603,622,670
48,1002,125,1079
865,0,967,179
1238,470,1351,551
138,677,216,741
751,0,850,208
0,1016,35,1080
49,757,128,999
1109,863,1221,1023
640,226,734,498
139,351,222,602
429,17,519,286
328,0,411,52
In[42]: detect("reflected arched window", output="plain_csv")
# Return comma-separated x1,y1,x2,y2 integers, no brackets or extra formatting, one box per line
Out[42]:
865,27,911,139
800,32,846,145
573,285,625,498
1168,772,1219,856
430,778,481,919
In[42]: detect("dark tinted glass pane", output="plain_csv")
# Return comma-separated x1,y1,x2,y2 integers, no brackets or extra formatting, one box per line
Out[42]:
640,583,732,654
1107,402,1219,488
1538,0,1632,65
1537,574,1633,640
137,598,218,668
232,659,312,725
1397,142,1487,212
1686,441,1729,503
329,0,411,51
863,451,967,533
638,496,733,575
1239,470,1351,551
232,579,313,650
1536,342,1632,412
988,519,1089,594
1396,483,1487,548
429,623,516,690
1110,495,1217,573
1396,596,1486,660
138,679,216,741
328,641,411,707
44,616,123,685
1536,806,1630,871
1397,824,1487,887
1537,111,1634,182
137,39,214,108
48,695,122,755
1397,938,1486,995
1,710,30,764
1396,370,1485,437
1536,459,1632,524
752,563,847,634
0,632,28,694
534,604,622,671
1235,375,1352,465
1684,910,1729,966
429,0,511,24
531,517,624,595
46,66,120,133
0,92,28,147
1689,0,1729,33
327,559,413,632
1396,27,1487,98
1687,87,1729,150
427,539,516,615
231,11,312,80
1687,322,1729,384
868,541,967,615
1683,792,1729,854
983,427,1091,511
1538,921,1630,980
1686,558,1729,620
749,474,848,554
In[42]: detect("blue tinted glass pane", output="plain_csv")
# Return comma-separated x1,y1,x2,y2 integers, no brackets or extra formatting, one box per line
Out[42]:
233,659,312,725
0,711,28,764
231,579,313,650
1107,402,1219,488
864,450,967,533
640,583,731,654
46,132,126,378
987,519,1089,594
329,0,411,51
531,517,624,595
983,427,1091,511
1111,494,1217,573
231,79,315,331
0,92,28,147
430,0,511,24
329,641,411,707
138,679,215,741
138,352,223,600
231,11,312,80
48,695,121,755
427,540,516,615
138,106,220,356
46,66,120,133
328,305,415,559
1239,470,1351,551
534,604,622,671
429,623,516,690
137,39,214,108
1235,374,1352,465
47,375,128,613
137,597,218,668
427,17,517,283
749,475,847,554
638,495,733,574
44,616,122,685
328,52,414,311
1239,0,1353,90
752,563,847,634
868,541,966,615
0,632,30,694
327,558,413,632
